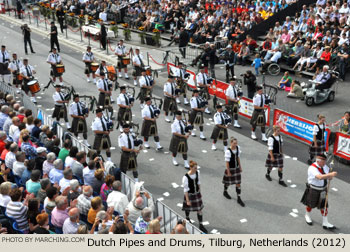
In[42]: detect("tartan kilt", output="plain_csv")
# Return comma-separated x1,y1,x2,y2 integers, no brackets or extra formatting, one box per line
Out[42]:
250,109,266,126
117,57,127,69
117,107,132,125
141,120,158,137
132,66,142,77
163,96,177,112
188,110,203,125
222,167,241,185
119,151,137,172
22,79,30,93
12,74,23,85
182,191,204,212
71,117,87,134
98,92,111,108
227,100,239,115
169,135,188,154
309,140,326,157
210,126,228,140
138,88,152,102
84,63,92,74
265,153,284,168
93,134,111,151
0,63,10,75
52,105,67,120
301,185,328,209
199,87,210,100
51,65,62,77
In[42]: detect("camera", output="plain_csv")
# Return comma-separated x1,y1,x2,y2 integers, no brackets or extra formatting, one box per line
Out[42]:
107,121,114,130
185,125,193,133
134,138,143,147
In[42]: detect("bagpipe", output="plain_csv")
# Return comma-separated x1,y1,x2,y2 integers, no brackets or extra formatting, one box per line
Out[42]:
222,111,232,125
130,123,143,147
151,97,163,113
182,110,194,133
197,95,209,108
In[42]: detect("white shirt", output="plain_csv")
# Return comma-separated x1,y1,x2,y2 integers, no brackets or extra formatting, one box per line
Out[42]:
225,84,239,100
106,190,129,214
82,167,95,186
214,112,225,125
0,50,10,63
8,60,23,72
115,45,127,56
118,132,134,150
190,96,200,109
65,156,75,168
267,135,283,151
69,101,85,116
307,162,330,187
46,53,61,64
163,81,176,97
13,161,26,177
117,93,130,106
312,124,325,136
176,68,186,79
224,146,241,161
182,171,201,193
59,177,71,193
53,91,66,106
5,151,16,170
99,12,107,22
0,194,11,208
82,52,94,62
141,104,155,119
97,78,110,92
171,119,186,135
132,54,144,66
20,65,35,77
9,125,19,140
95,65,108,76
253,93,266,107
196,72,208,85
92,116,109,132
139,75,152,88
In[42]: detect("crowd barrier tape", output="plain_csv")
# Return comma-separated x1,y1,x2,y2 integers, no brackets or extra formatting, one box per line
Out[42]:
333,132,350,160
273,108,330,151
238,97,271,127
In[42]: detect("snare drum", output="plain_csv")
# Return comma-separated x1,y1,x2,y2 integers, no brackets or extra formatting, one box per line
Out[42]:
91,63,99,72
106,65,116,80
122,57,130,66
56,64,65,74
145,66,152,76
27,79,41,93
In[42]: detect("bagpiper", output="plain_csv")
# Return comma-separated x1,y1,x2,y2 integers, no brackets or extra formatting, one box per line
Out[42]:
250,86,268,141
195,65,211,114
211,105,229,151
117,86,133,130
188,89,206,140
225,78,242,128
175,62,189,105
92,108,112,161
163,75,178,123
69,94,90,147
308,114,326,165
138,69,153,109
132,47,144,86
96,72,114,119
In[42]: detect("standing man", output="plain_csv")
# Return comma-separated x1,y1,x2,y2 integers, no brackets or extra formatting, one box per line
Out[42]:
179,27,189,58
337,43,349,81
223,45,235,83
211,105,229,151
0,45,10,84
225,78,242,128
141,97,163,150
175,62,189,105
169,111,190,169
132,48,144,86
118,124,140,181
49,22,60,53
117,86,133,130
82,46,96,84
8,53,23,89
138,69,153,108
265,125,287,187
301,154,337,229
99,20,107,50
16,0,23,19
243,70,257,99
308,114,326,164
196,65,211,114
115,39,129,79
163,75,178,123
69,95,90,147
21,24,35,55
56,5,65,34
223,137,245,207
47,48,64,85
96,72,113,119
250,86,268,141
52,84,71,129
188,90,206,140
20,58,37,103
92,108,112,161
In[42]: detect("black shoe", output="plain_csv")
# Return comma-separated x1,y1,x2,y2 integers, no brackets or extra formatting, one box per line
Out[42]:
199,224,208,233
186,217,192,224
279,180,288,187
31,51,36,54
223,191,231,199
265,174,272,181
237,197,245,207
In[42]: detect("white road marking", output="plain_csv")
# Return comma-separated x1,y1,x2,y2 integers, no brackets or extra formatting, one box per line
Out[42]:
202,150,207,153
177,203,182,207
143,150,148,153
171,183,179,188
332,188,338,192
149,158,155,161
163,192,170,197
210,229,218,234
110,147,116,150
285,155,290,158
202,221,209,225
290,184,297,188
240,219,247,223
287,180,292,183
289,212,298,218
292,157,298,160
292,209,298,213
157,197,164,201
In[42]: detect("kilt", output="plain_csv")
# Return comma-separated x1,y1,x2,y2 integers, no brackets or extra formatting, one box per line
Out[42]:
12,74,22,85
188,110,203,126
227,100,239,115
117,57,127,69
52,105,67,121
169,135,188,154
117,107,132,125
138,88,152,102
309,139,326,157
84,63,92,74
0,63,10,75
119,151,137,172
141,120,158,137
133,66,142,77
93,134,111,151
265,153,284,168
182,191,204,212
222,167,241,185
50,65,62,78
250,109,266,126
301,184,328,209
210,126,228,140
163,96,177,112
71,117,87,134
98,92,111,108
22,79,31,93
199,87,210,100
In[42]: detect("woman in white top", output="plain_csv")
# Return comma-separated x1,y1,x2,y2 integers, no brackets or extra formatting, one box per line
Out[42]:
25,116,35,134
0,182,12,208
65,146,78,169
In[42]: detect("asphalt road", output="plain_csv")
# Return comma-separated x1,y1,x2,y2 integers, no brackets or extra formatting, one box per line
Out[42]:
0,16,349,234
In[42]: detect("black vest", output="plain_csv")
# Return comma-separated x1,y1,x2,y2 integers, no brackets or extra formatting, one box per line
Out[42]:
185,171,199,194
228,146,239,168
316,123,325,141
271,135,282,154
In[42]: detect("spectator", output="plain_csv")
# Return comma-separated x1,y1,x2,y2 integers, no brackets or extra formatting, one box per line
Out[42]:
17,107,25,122
146,218,162,234
25,170,41,196
287,80,304,99
100,174,115,202
39,125,50,146
27,198,40,233
83,159,99,186
87,196,103,225
25,116,35,134
171,220,189,234
106,180,129,215
8,117,20,141
63,207,80,234
134,207,153,234
51,138,61,157
58,139,72,163
126,190,154,224
71,151,86,183
92,168,105,195
339,112,350,134
293,43,312,71
109,210,134,234
37,178,51,204
33,213,50,234
43,152,56,177
44,186,58,215
35,147,47,171
49,159,64,184
6,188,31,232
251,54,262,76
3,112,16,136
77,185,93,217
51,196,73,229
59,169,73,193
21,159,35,185
31,118,42,140
96,209,114,231
21,134,37,160
67,179,81,204
237,43,250,66
277,71,292,89
65,146,78,169
0,106,10,130
312,46,331,71
287,40,305,66
5,143,18,170
1,141,12,161
0,182,12,208
12,151,26,177
337,43,349,81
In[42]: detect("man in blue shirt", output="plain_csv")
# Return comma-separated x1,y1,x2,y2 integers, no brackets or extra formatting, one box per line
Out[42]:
21,134,37,159
0,105,9,130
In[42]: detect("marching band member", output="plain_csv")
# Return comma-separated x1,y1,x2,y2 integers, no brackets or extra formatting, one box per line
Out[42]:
8,53,23,89
196,65,211,114
118,124,140,181
250,86,268,141
69,94,90,147
223,137,245,207
0,45,10,83
141,97,163,150
97,72,114,119
265,125,287,187
95,60,108,77
117,86,133,131
211,105,229,151
182,160,208,233
308,114,326,165
301,154,337,229
52,84,71,129
175,62,189,105
132,48,144,86
169,111,190,169
138,69,154,109
188,90,206,140
115,39,129,79
46,47,63,85
20,58,37,103
225,78,242,128
163,75,178,123
92,108,112,161
82,46,96,84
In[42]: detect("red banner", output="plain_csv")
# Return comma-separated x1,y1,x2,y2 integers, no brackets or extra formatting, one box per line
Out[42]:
333,132,350,160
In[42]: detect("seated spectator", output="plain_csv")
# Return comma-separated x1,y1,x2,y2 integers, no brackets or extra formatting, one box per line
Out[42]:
87,196,103,225
33,213,50,234
51,195,73,229
6,188,31,232
39,125,50,146
58,139,72,163
96,209,114,231
126,190,154,224
100,174,115,202
0,106,10,130
21,159,35,184
44,131,55,152
0,131,6,154
311,46,331,71
106,180,129,215
0,182,12,208
71,151,86,183
65,146,78,169
171,220,189,234
278,71,293,89
37,178,51,204
49,159,64,184
287,40,305,66
43,152,56,178
92,168,105,195
1,141,12,161
243,35,258,51
339,112,350,134
77,185,93,217
83,159,98,186
12,151,26,177
31,119,42,141
18,129,34,148
5,143,18,170
26,170,41,196
17,107,25,122
314,65,332,90
8,117,20,142
287,80,304,99
146,218,162,234
134,207,153,234
67,179,80,204
59,169,73,193
27,198,40,233
3,111,15,136
21,134,37,160
293,43,312,71
44,186,58,215
35,147,47,172
109,210,134,234
63,207,80,234
236,43,250,66
25,116,35,134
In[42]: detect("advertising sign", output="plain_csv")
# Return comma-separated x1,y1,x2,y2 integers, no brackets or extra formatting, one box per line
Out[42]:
333,132,350,160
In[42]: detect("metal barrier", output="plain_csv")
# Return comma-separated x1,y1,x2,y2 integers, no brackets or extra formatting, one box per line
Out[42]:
20,91,38,117
0,81,16,96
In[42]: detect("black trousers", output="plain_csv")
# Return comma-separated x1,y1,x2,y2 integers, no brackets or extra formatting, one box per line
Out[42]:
24,38,34,54
226,65,234,82
58,18,64,33
101,36,107,50
179,47,186,58
50,37,60,52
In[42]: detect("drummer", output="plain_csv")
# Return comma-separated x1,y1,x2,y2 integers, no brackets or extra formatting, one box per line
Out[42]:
132,47,144,86
20,58,37,103
8,53,23,89
83,46,97,84
115,39,129,79
46,47,64,85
